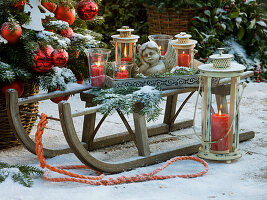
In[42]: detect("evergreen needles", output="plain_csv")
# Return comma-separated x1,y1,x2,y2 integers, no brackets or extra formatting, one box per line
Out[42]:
0,162,43,187
0,0,103,90
93,86,162,122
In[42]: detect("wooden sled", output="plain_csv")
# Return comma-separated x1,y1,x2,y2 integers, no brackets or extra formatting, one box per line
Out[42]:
6,72,255,173
6,85,91,157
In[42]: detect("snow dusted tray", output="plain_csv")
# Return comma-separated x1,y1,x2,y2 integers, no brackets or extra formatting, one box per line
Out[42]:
105,75,219,90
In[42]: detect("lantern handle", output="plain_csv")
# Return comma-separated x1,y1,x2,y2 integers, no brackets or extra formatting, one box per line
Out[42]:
110,40,115,47
217,48,225,56
192,76,247,144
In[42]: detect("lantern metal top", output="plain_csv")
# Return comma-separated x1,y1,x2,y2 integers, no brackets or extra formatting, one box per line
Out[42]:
111,26,139,42
209,48,234,69
173,32,197,46
175,32,191,39
198,63,246,78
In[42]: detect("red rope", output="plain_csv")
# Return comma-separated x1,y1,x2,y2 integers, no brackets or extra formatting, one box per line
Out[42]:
35,113,208,185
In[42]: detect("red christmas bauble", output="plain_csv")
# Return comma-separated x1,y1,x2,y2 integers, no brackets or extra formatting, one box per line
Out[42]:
61,27,74,38
1,80,24,97
41,0,57,13
51,49,69,67
50,88,70,103
1,22,22,44
12,0,28,10
32,46,54,73
55,4,76,26
77,0,98,21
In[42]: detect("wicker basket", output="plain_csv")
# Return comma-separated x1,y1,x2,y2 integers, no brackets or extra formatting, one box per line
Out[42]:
0,81,39,149
145,5,200,36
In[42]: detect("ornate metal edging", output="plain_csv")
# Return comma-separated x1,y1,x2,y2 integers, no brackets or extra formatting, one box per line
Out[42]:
105,75,203,90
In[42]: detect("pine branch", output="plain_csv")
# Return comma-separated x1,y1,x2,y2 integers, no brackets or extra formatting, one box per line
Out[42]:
36,31,71,50
17,165,44,176
0,169,9,183
12,172,33,187
87,16,105,26
0,0,104,87
93,86,163,122
0,162,44,187
0,61,16,83
44,20,69,33
39,67,76,91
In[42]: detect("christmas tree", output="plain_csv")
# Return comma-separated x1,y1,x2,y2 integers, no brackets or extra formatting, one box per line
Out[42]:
0,0,104,96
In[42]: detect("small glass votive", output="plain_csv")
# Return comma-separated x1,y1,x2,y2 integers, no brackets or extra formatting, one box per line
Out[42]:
148,34,173,56
85,48,111,88
113,62,133,79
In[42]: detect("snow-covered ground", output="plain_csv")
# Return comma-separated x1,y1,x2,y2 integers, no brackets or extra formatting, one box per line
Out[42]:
0,82,266,200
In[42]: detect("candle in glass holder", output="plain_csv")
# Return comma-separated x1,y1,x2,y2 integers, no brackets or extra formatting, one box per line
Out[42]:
159,46,166,56
91,59,105,87
116,65,129,79
178,51,190,67
211,108,229,151
91,75,105,87
121,57,132,62
121,46,132,62
91,60,104,77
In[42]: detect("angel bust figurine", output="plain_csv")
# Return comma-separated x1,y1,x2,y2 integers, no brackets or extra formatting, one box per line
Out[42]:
139,41,166,75
139,40,177,75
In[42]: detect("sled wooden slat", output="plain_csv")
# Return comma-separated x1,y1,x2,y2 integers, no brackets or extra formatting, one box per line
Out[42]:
17,85,91,105
133,102,150,156
71,105,102,118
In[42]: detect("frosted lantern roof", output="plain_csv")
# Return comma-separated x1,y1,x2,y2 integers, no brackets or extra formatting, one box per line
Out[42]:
209,48,234,69
111,26,139,65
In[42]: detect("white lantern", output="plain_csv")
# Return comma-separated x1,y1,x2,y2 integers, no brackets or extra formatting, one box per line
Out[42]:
172,32,197,68
197,49,246,163
111,26,139,65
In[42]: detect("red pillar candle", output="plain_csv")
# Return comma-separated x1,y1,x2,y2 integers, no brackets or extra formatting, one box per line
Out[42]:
160,51,166,56
116,66,129,79
91,65,104,76
178,51,190,67
121,45,132,62
158,46,166,56
90,59,105,87
121,57,132,62
211,112,229,151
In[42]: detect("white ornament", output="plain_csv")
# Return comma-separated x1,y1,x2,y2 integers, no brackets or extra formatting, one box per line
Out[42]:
22,0,55,31
0,35,8,44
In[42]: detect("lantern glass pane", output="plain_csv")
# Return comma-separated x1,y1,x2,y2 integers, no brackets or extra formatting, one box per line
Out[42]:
177,49,190,67
86,48,111,88
113,61,133,79
148,34,173,56
120,43,133,62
